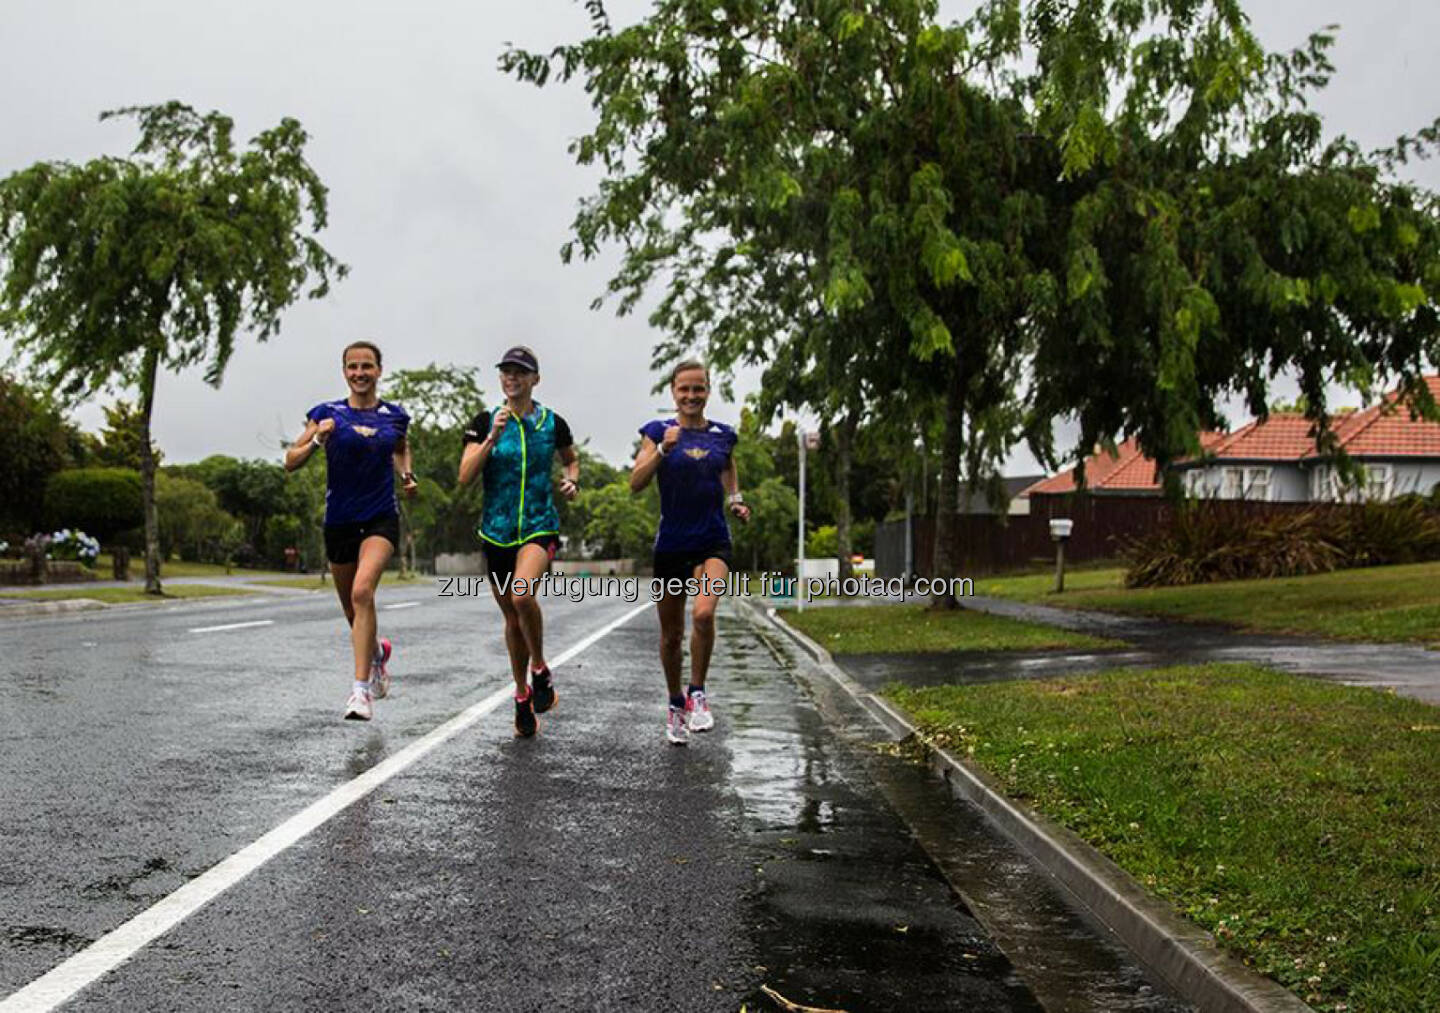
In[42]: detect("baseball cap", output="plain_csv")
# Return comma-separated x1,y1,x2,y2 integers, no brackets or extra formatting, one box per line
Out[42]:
495,345,539,372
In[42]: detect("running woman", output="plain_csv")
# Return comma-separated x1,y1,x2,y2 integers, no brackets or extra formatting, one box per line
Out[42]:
285,340,417,721
630,360,750,745
459,345,579,738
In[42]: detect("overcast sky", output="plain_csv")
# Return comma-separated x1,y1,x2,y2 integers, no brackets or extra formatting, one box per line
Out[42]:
3,1,1438,474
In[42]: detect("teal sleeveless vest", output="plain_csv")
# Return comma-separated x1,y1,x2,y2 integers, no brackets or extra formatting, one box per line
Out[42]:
478,403,561,547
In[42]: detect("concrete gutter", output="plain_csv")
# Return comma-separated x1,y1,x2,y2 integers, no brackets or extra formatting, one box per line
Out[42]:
0,598,110,619
748,599,1314,1013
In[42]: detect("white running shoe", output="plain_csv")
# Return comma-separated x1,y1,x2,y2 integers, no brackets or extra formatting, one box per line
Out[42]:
666,704,690,746
370,638,392,699
686,689,714,732
344,688,374,721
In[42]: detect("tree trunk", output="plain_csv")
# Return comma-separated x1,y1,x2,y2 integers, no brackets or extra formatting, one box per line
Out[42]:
112,546,130,581
834,411,858,583
138,344,163,595
931,361,964,610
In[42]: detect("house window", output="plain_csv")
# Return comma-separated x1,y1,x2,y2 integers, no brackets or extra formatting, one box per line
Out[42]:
1222,467,1244,499
1245,467,1271,501
1364,464,1392,502
1310,465,1334,502
1183,470,1205,497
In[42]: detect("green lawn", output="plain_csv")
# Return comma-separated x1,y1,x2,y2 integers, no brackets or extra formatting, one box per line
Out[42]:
94,554,289,579
978,561,1440,645
887,664,1440,1013
249,573,429,589
780,603,1120,654
2,584,252,604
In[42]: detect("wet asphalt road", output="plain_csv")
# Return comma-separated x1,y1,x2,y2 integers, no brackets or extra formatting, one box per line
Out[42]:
2,584,1188,1011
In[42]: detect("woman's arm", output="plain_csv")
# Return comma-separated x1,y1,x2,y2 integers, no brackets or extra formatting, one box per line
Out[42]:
284,418,332,472
557,445,580,500
721,456,751,523
393,435,418,498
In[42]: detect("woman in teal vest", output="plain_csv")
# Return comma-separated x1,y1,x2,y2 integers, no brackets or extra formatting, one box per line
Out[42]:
460,345,579,737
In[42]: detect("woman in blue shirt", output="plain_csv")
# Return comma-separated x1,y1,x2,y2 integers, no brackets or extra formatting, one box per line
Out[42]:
631,360,750,745
285,340,417,722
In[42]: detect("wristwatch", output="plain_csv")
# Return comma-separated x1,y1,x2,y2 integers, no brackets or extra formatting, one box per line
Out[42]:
401,471,416,483
727,492,745,505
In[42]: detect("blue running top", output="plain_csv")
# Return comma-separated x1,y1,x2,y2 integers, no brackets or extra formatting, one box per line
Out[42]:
307,399,410,525
640,418,737,553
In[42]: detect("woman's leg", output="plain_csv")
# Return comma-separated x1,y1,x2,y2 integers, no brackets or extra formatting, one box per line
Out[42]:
487,580,529,695
509,542,552,672
347,535,393,683
687,556,729,690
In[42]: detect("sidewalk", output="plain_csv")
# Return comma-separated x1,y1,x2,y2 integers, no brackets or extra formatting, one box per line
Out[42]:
770,592,1440,707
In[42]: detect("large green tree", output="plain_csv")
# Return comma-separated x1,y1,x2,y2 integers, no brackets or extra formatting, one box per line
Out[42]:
0,102,346,593
507,1,1440,606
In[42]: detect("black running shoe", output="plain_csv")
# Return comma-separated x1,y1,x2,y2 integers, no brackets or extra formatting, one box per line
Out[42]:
514,689,538,738
531,667,557,714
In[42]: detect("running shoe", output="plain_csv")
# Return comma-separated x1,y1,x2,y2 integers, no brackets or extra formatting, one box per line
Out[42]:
370,638,393,699
666,704,690,746
531,666,557,714
514,688,538,738
686,688,714,732
344,687,374,721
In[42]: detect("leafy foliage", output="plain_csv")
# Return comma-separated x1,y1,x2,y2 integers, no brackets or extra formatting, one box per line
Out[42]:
1124,501,1440,586
0,102,345,592
43,467,144,543
0,373,83,535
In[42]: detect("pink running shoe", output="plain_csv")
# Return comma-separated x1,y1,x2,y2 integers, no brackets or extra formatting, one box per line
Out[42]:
685,688,714,732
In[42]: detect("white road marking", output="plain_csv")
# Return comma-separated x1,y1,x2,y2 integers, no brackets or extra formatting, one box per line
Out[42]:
382,602,420,610
187,620,274,634
0,600,650,1013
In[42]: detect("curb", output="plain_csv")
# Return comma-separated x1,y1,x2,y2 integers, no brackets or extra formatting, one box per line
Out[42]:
747,599,1314,1013
0,598,109,619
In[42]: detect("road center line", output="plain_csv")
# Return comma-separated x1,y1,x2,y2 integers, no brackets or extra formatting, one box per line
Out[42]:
1,600,650,1013
188,620,275,634
382,602,420,610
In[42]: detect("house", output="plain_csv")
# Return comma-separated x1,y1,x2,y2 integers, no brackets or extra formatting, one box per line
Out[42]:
1019,435,1224,500
1173,375,1440,502
1019,375,1440,504
961,474,1045,515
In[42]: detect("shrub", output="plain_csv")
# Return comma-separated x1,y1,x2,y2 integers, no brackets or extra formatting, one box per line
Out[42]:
44,468,143,542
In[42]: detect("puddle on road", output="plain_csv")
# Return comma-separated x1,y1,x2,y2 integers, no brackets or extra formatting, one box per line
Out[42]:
716,628,1046,1013
716,609,1193,1013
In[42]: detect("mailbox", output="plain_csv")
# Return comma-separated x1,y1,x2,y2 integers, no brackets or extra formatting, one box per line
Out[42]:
1049,518,1074,541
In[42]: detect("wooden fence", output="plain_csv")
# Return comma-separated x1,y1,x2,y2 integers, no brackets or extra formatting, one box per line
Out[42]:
875,496,1326,578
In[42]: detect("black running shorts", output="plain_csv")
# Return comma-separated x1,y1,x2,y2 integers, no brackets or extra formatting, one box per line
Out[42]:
324,513,400,565
652,545,733,585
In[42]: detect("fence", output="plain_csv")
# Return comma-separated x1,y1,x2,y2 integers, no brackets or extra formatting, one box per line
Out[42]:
875,497,1326,578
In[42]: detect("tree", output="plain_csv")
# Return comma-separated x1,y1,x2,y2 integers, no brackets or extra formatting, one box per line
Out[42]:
92,400,161,471
0,102,346,594
580,481,659,560
155,473,238,563
0,373,83,536
508,1,1440,607
384,363,488,560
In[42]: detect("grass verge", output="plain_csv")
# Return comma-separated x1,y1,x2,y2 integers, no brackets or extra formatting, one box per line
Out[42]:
977,561,1440,645
248,573,429,589
1,585,251,604
886,663,1440,1012
93,554,290,579
780,603,1120,654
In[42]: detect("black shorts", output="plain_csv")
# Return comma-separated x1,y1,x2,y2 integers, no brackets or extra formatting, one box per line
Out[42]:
653,546,733,585
324,514,400,565
483,535,560,587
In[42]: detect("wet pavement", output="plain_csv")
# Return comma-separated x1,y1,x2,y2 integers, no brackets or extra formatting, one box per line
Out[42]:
2,585,1191,1010
791,592,1440,707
